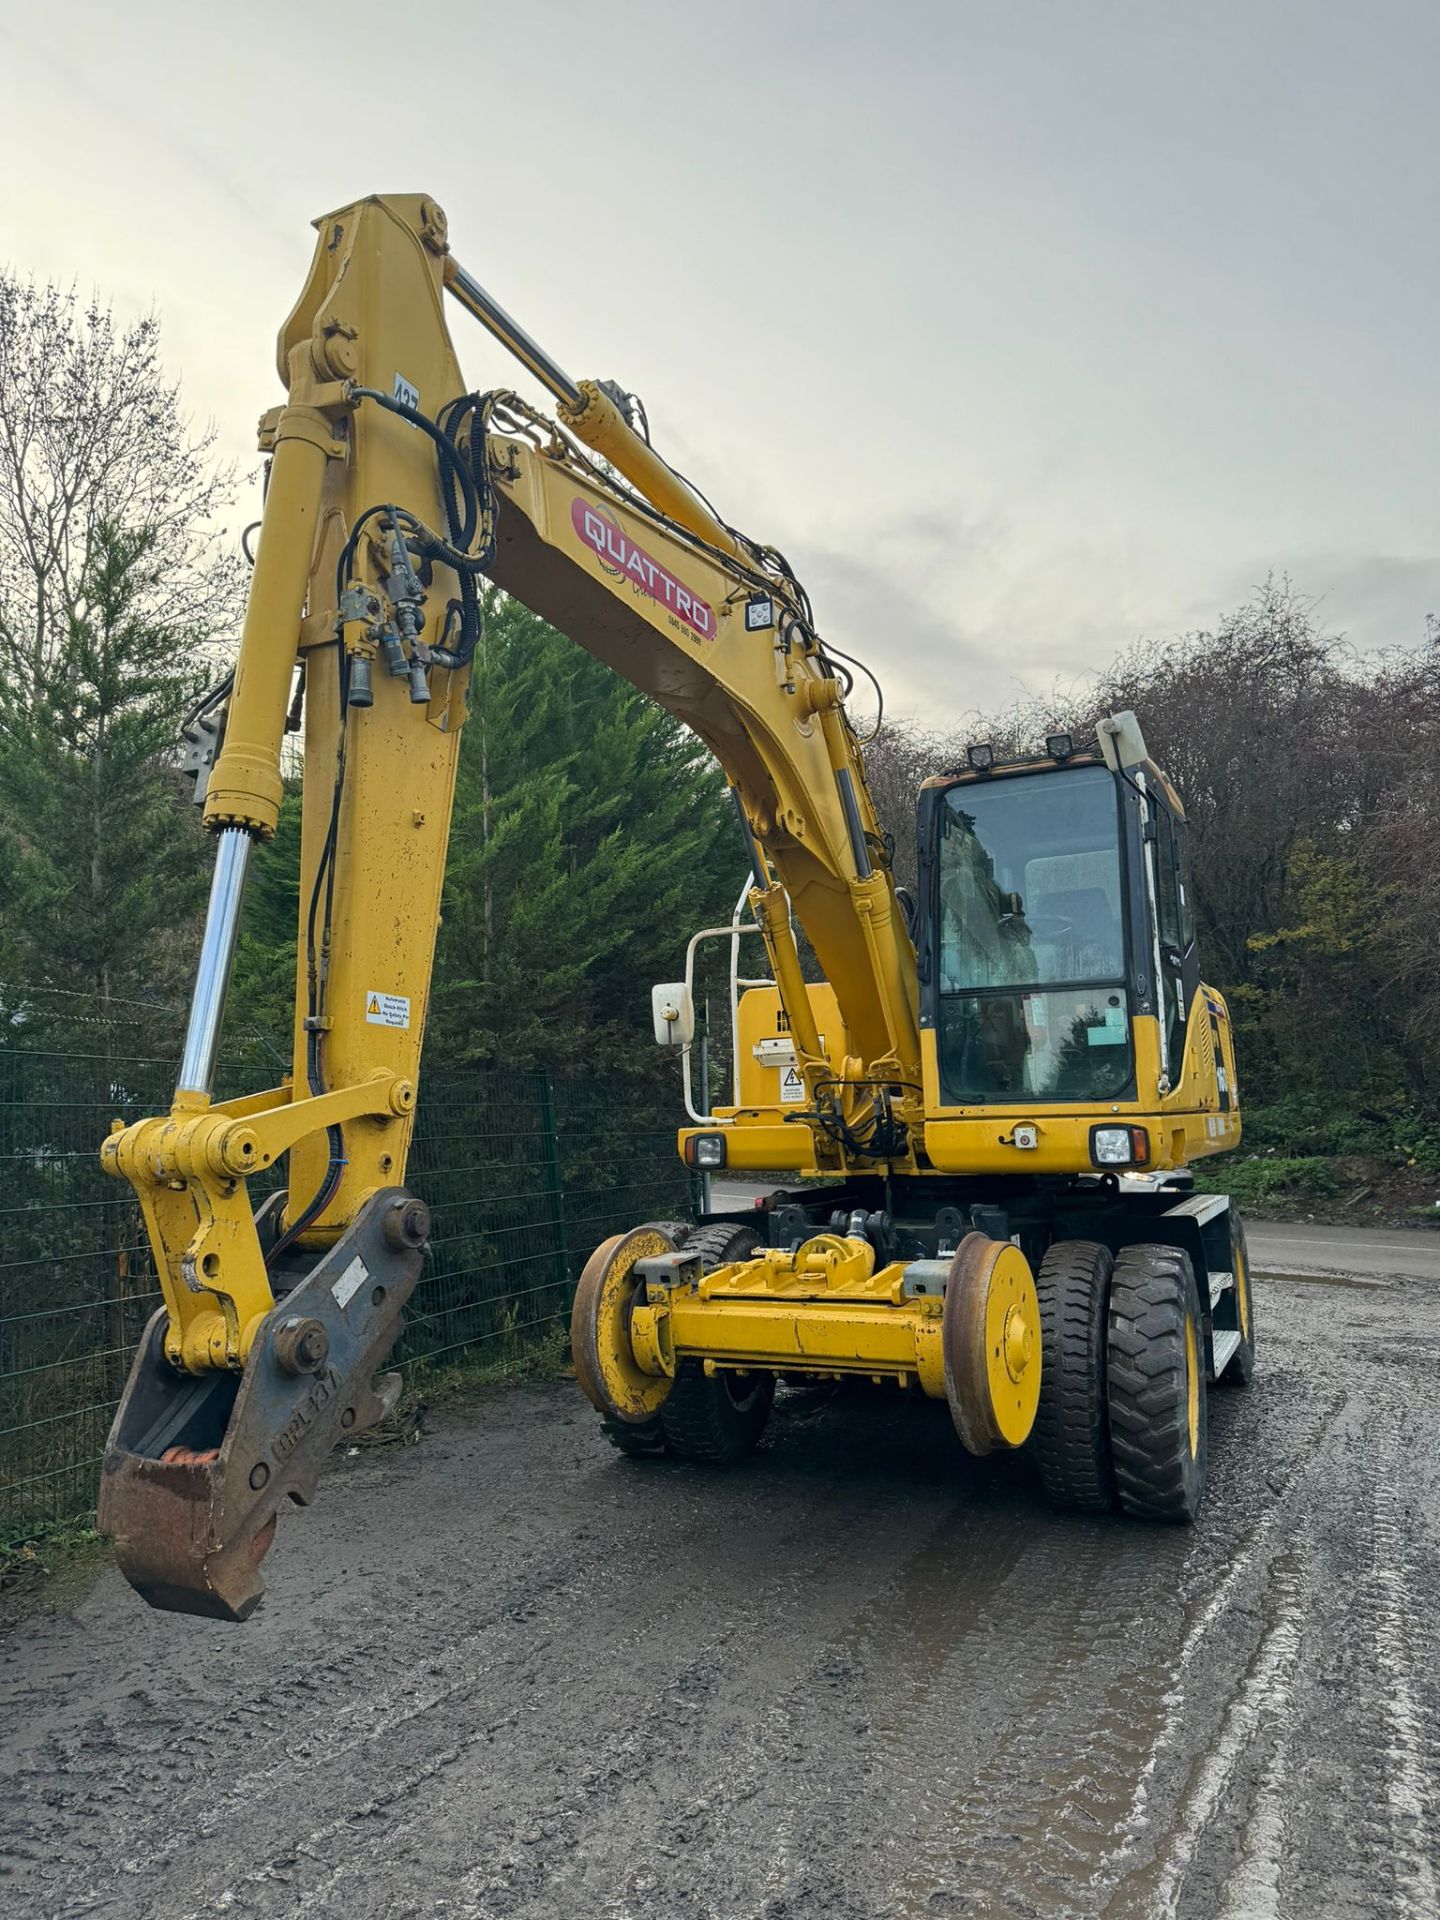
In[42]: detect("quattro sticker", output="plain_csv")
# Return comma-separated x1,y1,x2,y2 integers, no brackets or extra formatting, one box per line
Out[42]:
571,498,716,641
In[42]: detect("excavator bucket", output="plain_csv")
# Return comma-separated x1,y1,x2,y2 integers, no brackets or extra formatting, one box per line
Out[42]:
98,1189,429,1620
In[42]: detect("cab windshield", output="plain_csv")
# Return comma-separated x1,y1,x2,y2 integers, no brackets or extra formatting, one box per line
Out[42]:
936,765,1133,1102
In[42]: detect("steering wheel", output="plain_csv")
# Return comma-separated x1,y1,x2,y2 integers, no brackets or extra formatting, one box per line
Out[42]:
1025,914,1074,943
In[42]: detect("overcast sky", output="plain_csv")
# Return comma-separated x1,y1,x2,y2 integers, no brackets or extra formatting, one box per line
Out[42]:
3,0,1435,715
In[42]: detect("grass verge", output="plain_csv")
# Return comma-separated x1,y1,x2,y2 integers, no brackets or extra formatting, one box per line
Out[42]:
392,1326,574,1423
0,1515,109,1625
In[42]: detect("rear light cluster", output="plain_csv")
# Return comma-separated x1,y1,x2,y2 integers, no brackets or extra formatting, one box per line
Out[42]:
1090,1125,1149,1169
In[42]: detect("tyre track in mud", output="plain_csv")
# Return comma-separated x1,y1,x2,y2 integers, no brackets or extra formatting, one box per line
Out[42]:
883,1377,1343,1920
0,1413,934,1912
0,1267,1436,1919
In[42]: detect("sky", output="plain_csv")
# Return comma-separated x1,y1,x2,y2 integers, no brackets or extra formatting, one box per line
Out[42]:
2,0,1435,717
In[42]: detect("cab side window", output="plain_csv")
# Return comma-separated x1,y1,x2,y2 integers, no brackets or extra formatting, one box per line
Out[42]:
1155,809,1182,954
1151,803,1195,1072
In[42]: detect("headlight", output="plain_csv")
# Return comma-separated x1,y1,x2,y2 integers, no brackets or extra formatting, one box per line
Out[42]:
1091,1125,1149,1168
686,1133,728,1170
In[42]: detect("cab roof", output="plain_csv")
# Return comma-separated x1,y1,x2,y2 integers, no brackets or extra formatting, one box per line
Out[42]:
919,748,1186,820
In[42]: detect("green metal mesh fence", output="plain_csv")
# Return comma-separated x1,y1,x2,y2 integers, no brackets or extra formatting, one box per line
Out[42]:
0,990,694,1538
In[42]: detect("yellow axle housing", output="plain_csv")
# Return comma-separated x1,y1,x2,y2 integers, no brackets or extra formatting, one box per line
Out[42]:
572,1225,1042,1458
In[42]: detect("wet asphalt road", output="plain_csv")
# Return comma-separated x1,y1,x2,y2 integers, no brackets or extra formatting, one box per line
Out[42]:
0,1229,1437,1919
1245,1219,1440,1284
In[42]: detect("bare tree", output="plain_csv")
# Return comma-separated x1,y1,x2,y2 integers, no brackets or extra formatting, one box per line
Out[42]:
0,276,247,999
1087,579,1354,988
0,275,244,713
859,720,952,894
1350,624,1440,1102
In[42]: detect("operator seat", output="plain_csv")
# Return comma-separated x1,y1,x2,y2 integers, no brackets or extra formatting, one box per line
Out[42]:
1031,886,1121,978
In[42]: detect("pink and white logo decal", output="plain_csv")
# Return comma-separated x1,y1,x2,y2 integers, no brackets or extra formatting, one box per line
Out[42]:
571,498,716,641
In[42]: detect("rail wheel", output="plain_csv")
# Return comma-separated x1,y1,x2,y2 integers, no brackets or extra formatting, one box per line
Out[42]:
571,1222,681,1430
1029,1239,1117,1512
943,1233,1043,1457
1106,1244,1208,1521
1216,1207,1256,1387
659,1226,775,1465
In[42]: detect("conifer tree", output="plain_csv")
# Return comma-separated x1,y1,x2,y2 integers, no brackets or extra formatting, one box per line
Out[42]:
431,592,741,1076
0,276,244,1004
0,521,211,1000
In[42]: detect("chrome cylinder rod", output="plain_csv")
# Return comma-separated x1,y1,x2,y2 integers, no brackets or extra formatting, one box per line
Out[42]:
442,260,581,409
176,827,252,1098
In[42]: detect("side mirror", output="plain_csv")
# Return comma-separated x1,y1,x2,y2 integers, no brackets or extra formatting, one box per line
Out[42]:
1097,710,1149,772
651,982,695,1047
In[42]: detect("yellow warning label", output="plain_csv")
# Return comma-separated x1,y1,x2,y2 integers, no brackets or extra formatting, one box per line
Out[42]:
365,991,411,1030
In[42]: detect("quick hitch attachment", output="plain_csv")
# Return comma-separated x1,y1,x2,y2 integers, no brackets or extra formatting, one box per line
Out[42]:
99,1055,419,1618
98,1188,430,1621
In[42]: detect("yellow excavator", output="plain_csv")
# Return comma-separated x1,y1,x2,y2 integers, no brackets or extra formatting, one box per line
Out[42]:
97,194,1251,1620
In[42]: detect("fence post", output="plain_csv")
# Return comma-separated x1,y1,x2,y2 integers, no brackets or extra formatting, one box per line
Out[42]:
538,1069,573,1295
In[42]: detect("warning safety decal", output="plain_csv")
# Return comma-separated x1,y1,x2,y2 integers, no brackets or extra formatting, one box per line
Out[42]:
365,991,411,1030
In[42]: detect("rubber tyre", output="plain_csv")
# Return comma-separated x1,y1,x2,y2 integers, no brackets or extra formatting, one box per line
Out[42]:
1030,1240,1117,1512
647,1220,694,1247
1217,1208,1256,1388
681,1222,763,1271
659,1225,775,1465
601,1415,667,1458
1107,1244,1208,1523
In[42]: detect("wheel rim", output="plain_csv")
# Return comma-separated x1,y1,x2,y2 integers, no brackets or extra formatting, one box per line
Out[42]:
943,1233,1043,1455
571,1225,678,1424
1235,1235,1251,1342
1184,1314,1200,1458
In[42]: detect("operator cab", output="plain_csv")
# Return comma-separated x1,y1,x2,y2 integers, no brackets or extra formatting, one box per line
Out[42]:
916,714,1200,1108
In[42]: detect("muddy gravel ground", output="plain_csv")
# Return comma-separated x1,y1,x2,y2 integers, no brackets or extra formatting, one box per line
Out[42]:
1,1266,1437,1920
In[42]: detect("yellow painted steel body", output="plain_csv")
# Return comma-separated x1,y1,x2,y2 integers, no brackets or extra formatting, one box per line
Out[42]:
103,195,474,1372
675,1006,1244,1167
920,1005,1242,1176
484,433,923,1162
733,983,849,1111
102,188,1239,1403
677,991,1241,1175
